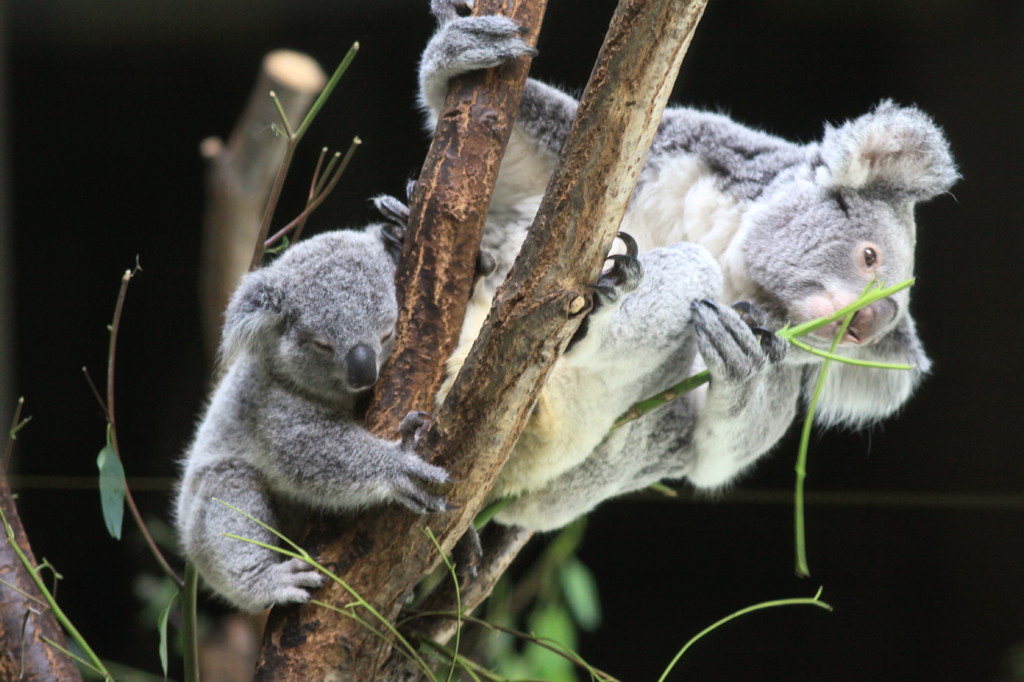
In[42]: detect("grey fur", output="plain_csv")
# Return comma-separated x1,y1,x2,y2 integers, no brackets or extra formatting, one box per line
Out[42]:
175,228,450,612
421,4,957,530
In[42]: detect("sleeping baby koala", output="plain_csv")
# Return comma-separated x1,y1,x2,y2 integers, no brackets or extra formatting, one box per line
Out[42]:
174,227,450,612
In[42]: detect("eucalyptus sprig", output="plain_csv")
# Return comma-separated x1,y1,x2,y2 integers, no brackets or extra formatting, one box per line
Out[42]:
213,497,438,681
612,277,916,429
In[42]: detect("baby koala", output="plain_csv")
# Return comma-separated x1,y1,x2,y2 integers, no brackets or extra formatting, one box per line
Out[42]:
174,227,449,612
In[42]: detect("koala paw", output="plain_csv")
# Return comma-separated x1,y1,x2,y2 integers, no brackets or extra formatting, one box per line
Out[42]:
394,411,452,514
373,193,410,230
430,0,474,24
593,232,644,308
427,15,537,78
692,299,786,381
266,557,325,606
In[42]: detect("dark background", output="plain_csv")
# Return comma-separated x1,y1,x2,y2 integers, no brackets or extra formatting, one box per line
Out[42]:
3,1,1022,680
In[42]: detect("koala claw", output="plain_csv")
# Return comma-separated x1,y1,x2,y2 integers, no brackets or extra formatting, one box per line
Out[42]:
593,232,644,307
692,299,785,380
399,411,432,448
731,300,787,362
393,413,452,514
374,194,411,230
394,464,452,514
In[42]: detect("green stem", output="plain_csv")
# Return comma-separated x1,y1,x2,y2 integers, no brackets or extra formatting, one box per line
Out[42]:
657,588,832,682
182,563,200,682
293,43,359,143
794,298,858,577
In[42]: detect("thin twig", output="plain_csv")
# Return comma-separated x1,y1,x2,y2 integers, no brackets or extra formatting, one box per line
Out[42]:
80,367,109,419
264,137,361,248
2,396,27,473
102,266,184,587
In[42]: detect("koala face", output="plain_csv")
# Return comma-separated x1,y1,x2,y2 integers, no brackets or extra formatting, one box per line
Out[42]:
742,179,914,348
741,100,956,349
222,229,398,405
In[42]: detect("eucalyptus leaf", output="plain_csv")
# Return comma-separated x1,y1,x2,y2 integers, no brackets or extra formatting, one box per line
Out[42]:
157,593,177,679
526,604,576,681
559,558,602,631
96,443,125,540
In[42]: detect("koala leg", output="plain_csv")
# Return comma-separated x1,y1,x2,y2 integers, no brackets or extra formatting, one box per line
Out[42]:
686,301,803,488
496,401,695,531
493,242,722,499
178,460,324,613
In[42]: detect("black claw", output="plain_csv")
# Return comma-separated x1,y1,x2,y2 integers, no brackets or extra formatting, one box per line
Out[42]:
379,222,405,265
604,252,634,271
616,231,638,258
373,194,410,228
699,299,719,311
444,502,461,511
477,250,497,278
731,301,755,315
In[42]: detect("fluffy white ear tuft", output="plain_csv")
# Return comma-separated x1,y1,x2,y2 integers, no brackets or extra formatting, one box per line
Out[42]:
219,270,286,365
820,100,958,200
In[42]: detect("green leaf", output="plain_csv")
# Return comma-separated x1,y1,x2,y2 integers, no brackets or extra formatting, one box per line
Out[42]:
157,592,177,679
96,443,125,540
525,604,576,680
264,236,290,255
559,558,602,631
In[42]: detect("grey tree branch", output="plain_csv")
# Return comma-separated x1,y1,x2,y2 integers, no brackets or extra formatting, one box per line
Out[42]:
198,50,326,361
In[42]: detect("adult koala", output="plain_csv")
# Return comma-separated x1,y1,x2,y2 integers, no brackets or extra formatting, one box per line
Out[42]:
418,2,957,530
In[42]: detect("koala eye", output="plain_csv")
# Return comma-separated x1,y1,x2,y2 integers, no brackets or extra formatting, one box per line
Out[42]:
381,330,395,345
863,247,879,269
310,337,334,354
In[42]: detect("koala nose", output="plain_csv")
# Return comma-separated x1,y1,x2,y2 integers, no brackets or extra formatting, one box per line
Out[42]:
843,298,897,345
345,344,378,389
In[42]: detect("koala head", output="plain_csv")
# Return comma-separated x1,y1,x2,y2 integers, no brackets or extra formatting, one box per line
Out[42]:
740,100,957,349
221,227,399,405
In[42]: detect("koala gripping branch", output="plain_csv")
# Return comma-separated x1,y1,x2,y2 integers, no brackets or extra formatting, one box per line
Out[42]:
255,0,707,678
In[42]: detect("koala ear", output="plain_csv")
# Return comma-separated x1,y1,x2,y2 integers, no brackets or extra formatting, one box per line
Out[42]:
819,100,958,201
220,270,286,363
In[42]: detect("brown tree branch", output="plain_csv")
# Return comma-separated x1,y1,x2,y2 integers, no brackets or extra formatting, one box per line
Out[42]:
0,474,82,681
199,50,326,361
256,0,546,677
364,0,545,433
256,0,706,677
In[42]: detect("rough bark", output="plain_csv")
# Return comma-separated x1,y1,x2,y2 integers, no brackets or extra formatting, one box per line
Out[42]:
363,0,546,433
256,0,706,678
199,50,326,361
0,474,82,681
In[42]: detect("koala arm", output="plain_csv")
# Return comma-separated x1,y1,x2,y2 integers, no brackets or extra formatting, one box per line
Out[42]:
684,302,803,489
176,458,324,612
252,380,449,514
419,11,573,217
